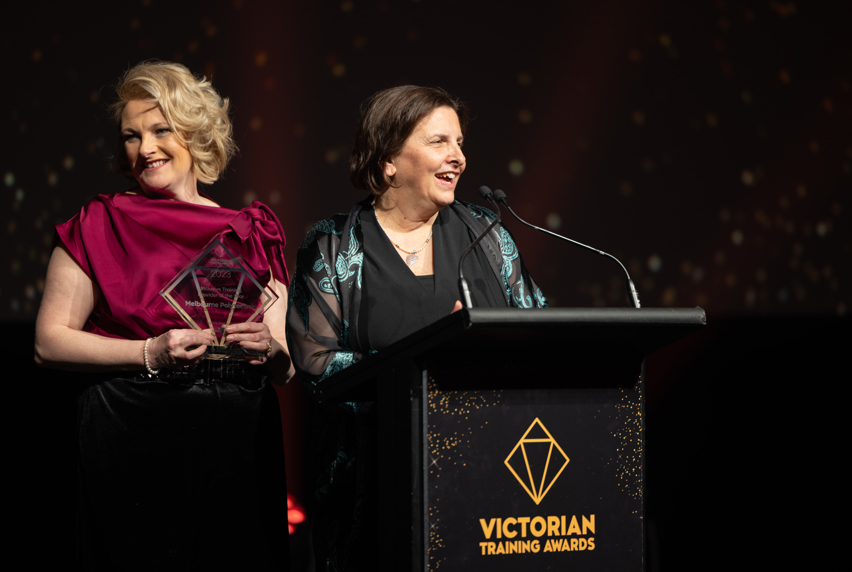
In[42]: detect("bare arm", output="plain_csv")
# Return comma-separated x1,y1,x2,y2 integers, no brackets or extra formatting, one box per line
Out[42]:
34,245,213,372
224,275,295,384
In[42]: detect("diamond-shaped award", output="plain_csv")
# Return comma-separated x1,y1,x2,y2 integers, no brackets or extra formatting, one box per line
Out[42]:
504,418,570,505
160,233,278,360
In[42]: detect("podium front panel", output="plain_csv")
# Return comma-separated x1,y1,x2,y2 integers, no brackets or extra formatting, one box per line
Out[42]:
423,362,644,571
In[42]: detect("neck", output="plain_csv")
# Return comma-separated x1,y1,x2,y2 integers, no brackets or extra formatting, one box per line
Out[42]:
374,192,441,233
138,181,207,205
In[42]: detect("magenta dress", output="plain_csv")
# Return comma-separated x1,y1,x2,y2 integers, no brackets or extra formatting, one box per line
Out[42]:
56,192,290,571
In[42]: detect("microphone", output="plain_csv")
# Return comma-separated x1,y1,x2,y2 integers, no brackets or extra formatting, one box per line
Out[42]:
492,189,641,308
457,186,504,309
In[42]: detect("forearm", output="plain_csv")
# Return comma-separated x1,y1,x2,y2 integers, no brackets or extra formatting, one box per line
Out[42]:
34,323,146,372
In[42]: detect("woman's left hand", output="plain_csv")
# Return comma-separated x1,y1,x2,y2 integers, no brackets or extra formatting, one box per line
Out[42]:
224,322,277,366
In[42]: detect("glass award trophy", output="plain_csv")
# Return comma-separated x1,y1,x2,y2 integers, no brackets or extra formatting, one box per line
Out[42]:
160,233,278,361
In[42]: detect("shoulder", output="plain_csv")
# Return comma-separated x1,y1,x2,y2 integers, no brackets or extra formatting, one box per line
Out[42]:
299,200,370,251
299,213,350,251
450,199,497,222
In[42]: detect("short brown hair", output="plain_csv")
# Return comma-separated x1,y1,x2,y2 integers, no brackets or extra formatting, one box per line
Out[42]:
349,86,468,195
110,61,236,185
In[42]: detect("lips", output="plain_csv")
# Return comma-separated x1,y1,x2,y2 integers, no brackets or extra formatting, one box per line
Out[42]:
436,172,459,185
145,159,169,170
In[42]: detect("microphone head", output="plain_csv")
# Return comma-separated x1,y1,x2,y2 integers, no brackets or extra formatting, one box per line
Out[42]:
493,189,508,204
478,185,493,199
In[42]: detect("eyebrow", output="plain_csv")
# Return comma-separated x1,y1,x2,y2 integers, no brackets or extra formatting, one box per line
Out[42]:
121,122,170,132
428,132,463,141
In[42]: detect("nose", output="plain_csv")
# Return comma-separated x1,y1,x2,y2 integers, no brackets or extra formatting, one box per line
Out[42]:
449,141,465,169
139,133,157,156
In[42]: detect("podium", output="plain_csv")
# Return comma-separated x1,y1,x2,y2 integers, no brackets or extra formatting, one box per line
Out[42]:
312,307,705,571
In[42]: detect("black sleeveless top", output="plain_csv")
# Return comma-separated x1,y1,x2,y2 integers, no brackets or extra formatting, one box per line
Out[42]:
358,204,504,350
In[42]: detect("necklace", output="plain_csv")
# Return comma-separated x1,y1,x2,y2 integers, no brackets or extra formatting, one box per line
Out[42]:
373,204,433,267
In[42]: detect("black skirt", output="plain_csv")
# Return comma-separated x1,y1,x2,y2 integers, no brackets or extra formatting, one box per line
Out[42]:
76,375,289,571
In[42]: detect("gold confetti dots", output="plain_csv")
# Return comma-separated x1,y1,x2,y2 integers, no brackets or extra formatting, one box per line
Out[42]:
517,72,532,86
242,190,257,206
508,159,524,176
631,110,645,126
517,109,532,124
741,170,755,186
255,50,268,67
62,156,74,170
331,63,346,77
340,0,354,13
628,48,642,62
249,116,263,131
4,172,14,187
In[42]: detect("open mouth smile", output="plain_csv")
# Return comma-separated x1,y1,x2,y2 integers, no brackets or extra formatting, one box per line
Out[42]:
145,159,169,170
436,172,459,185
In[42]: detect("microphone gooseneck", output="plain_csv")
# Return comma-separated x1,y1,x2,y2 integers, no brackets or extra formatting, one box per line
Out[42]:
457,186,504,309
493,189,641,308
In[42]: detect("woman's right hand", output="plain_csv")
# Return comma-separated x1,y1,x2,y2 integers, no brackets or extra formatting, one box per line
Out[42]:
147,329,216,370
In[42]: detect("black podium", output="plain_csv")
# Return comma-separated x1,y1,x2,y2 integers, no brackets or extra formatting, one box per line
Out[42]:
313,307,705,571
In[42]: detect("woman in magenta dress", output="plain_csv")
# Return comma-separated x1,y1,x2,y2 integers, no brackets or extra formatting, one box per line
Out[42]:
34,61,292,571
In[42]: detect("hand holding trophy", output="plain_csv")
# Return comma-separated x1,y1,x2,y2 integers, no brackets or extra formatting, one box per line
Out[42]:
160,232,278,362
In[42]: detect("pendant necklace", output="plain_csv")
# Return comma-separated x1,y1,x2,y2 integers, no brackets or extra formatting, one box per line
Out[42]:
373,202,433,267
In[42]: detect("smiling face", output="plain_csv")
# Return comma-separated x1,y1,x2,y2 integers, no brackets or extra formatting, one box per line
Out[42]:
121,99,195,199
384,106,466,211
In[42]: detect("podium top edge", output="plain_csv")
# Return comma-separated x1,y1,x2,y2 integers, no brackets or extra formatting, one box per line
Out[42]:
463,306,706,327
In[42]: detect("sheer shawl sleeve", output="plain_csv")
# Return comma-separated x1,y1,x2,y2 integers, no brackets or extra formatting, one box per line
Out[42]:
453,201,547,309
286,208,366,385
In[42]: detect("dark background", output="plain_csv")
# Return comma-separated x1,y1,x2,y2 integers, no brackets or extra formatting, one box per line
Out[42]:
4,1,849,569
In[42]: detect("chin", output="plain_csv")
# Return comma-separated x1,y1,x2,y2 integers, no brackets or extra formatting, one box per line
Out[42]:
433,190,456,207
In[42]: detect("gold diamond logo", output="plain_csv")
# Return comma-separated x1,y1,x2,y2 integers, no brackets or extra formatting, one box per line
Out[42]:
504,418,569,505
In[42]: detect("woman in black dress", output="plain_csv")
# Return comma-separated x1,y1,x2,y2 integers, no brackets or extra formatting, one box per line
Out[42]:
286,85,546,570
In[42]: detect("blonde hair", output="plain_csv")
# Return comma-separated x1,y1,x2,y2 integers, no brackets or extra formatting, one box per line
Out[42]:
110,61,236,184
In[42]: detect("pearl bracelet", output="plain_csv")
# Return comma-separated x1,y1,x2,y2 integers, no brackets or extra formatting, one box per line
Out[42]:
144,337,160,376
